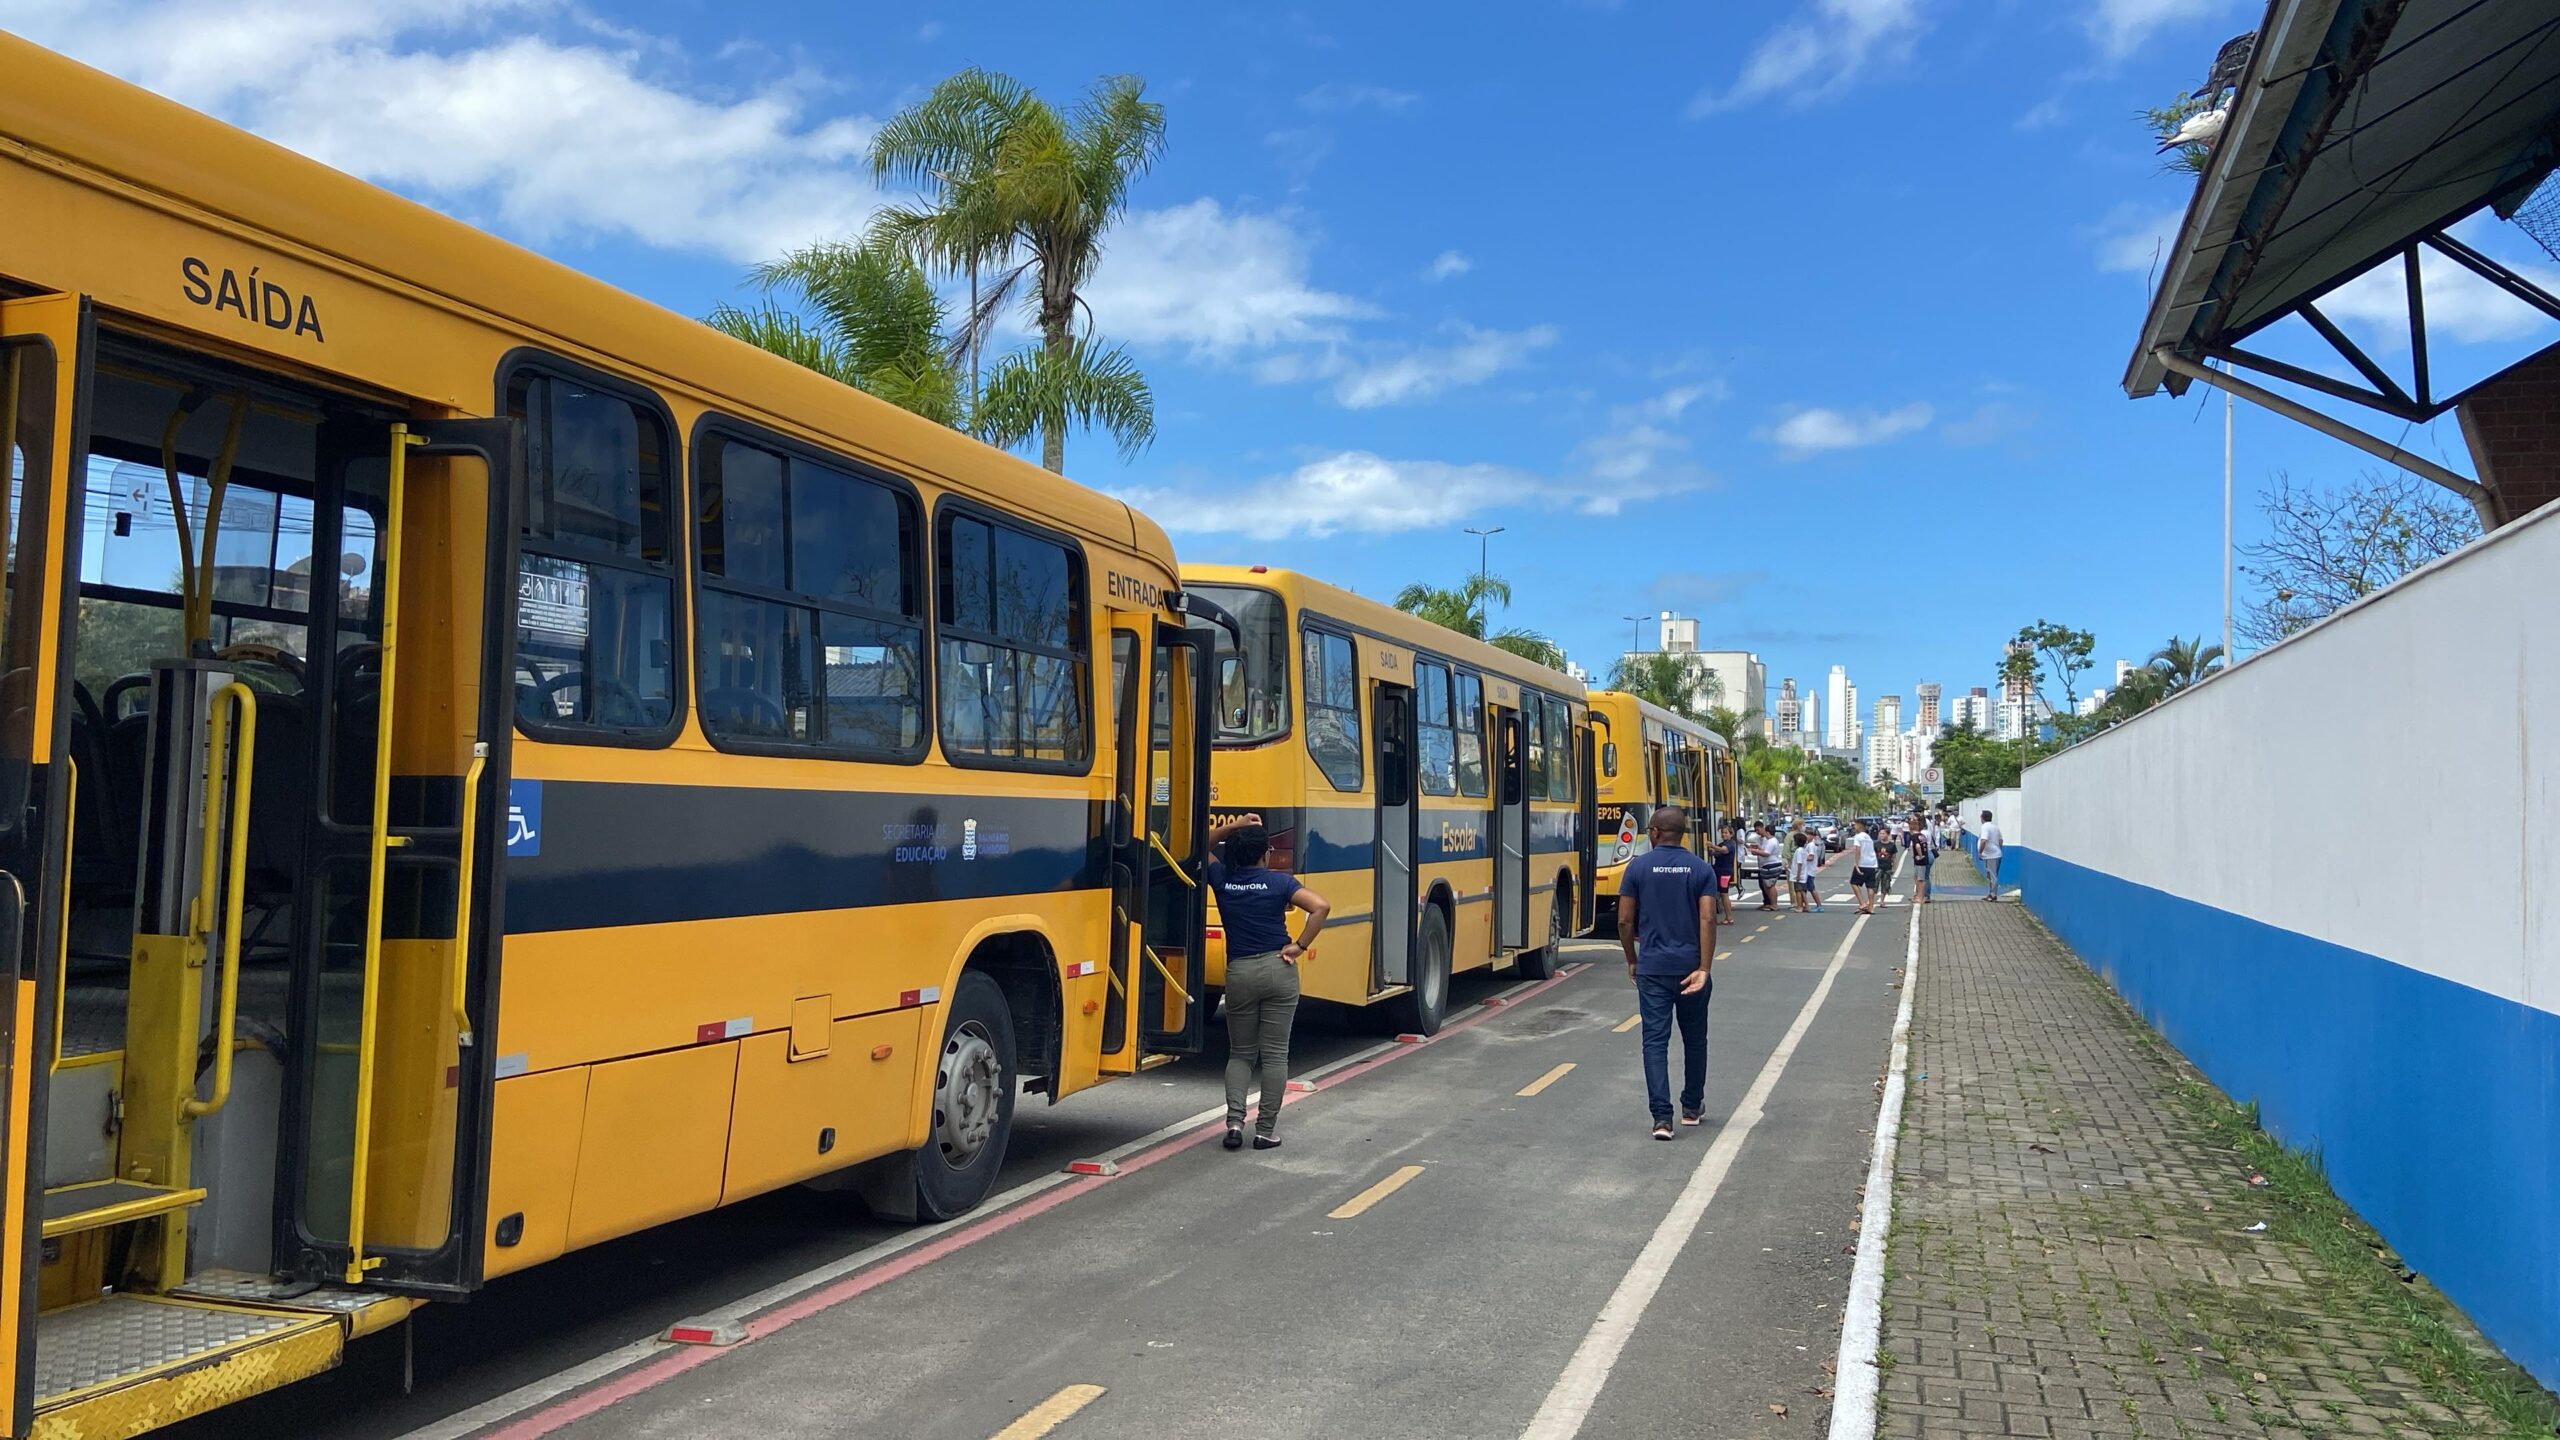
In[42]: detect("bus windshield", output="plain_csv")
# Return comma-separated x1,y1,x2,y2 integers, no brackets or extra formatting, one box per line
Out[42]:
1188,583,1287,744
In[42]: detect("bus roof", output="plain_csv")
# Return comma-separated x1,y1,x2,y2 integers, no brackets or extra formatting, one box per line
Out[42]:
1584,690,1729,751
0,34,1159,564
1182,564,1588,701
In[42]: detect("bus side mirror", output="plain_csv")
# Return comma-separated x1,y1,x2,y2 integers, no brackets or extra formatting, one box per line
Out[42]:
1601,742,1618,778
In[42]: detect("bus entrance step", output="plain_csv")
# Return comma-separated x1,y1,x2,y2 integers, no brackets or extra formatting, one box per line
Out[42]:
34,1293,340,1433
40,1180,204,1240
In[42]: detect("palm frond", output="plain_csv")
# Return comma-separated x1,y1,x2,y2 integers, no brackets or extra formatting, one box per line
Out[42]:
703,304,860,387
974,335,1156,464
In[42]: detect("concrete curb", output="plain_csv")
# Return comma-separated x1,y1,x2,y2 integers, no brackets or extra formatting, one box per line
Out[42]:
1827,897,1922,1438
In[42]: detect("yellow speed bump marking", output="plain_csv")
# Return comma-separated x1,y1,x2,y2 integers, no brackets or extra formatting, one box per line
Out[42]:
1755,924,1770,933
1518,1062,1575,1096
993,1384,1107,1439
1739,935,1755,943
1613,1014,1642,1033
1330,1164,1426,1219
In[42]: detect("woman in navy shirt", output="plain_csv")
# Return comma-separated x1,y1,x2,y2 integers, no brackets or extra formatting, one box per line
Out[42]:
1205,815,1331,1150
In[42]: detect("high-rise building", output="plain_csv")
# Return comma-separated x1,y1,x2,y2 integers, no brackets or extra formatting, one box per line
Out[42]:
1864,730,1900,784
1915,682,1941,733
1614,623,1761,727
1776,677,1800,737
1844,683,1860,749
1801,693,1820,749
2001,641,2033,705
1874,694,1902,736
1825,666,1850,749
1951,687,1992,731
2113,658,2134,686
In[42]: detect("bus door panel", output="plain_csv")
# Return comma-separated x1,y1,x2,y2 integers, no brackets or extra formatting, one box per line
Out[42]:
1102,627,1142,1075
284,415,517,1297
1369,682,1415,989
1576,720,1597,933
1137,622,1209,1055
0,293,89,1437
1495,708,1529,950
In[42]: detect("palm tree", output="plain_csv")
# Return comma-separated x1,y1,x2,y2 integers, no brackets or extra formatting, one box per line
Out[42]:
1393,575,1562,669
868,68,1163,473
2148,635,2226,692
1701,706,1763,748
709,240,966,426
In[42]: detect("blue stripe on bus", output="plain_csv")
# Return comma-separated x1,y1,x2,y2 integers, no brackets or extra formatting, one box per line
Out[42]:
500,780,1107,934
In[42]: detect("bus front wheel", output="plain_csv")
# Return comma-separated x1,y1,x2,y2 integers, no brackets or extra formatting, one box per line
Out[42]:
1384,906,1452,1036
914,971,1018,1222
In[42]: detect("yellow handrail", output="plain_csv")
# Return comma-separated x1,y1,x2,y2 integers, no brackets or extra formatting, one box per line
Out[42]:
451,742,488,1047
1146,833,1195,887
51,757,74,1072
183,683,255,1118
1141,945,1190,1006
345,426,418,1283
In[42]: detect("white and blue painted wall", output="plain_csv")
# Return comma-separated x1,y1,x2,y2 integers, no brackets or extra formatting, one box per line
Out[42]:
2012,496,2560,1388
1954,786,2027,896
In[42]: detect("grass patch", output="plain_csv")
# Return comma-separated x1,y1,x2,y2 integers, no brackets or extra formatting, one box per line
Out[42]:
2175,1083,2560,1438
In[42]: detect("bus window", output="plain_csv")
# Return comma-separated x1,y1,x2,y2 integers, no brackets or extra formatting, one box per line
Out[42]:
507,368,678,739
936,510,1090,768
1301,628,1362,790
1414,658,1457,797
1522,691,1549,798
1186,583,1286,743
696,434,923,755
1543,697,1575,801
1454,671,1486,797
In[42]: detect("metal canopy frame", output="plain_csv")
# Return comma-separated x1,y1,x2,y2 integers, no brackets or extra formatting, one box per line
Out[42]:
2201,225,2560,424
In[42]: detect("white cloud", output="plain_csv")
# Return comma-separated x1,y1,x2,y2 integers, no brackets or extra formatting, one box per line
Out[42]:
1941,400,2031,446
1119,452,1551,540
916,21,944,42
1327,324,1559,409
2092,203,2188,278
14,0,894,263
1769,403,1933,457
1080,199,1374,353
1425,250,1473,282
2087,0,2234,62
2015,96,2067,132
1576,423,1690,483
1569,383,1728,485
1298,81,1418,113
2319,247,2560,348
1689,0,1924,114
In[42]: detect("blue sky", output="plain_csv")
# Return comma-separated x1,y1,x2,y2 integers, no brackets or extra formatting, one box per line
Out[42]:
21,0,2558,723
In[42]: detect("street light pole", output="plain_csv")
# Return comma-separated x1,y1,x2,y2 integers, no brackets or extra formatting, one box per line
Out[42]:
1463,525,1505,632
1620,614,1647,654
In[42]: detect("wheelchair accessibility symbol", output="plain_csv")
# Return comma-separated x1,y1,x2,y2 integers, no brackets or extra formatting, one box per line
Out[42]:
507,780,543,857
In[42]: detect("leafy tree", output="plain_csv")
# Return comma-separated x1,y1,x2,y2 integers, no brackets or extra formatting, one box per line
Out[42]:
2237,469,2480,645
2089,665,2171,727
2148,634,2225,691
709,240,967,427
1607,651,1702,717
2008,619,2096,715
1932,719,2023,801
1391,573,1563,669
868,68,1164,473
1700,705,1762,749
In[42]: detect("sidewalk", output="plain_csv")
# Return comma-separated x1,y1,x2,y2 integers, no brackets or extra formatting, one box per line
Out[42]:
1876,853,2556,1440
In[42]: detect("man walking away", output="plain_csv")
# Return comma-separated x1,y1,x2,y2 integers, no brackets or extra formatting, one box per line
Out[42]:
1977,809,2005,901
1907,814,1933,904
1848,820,1880,915
1755,823,1784,912
1615,806,1716,1141
1205,814,1330,1149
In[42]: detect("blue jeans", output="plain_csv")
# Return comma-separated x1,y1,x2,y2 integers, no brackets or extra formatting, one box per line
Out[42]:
1636,973,1712,1124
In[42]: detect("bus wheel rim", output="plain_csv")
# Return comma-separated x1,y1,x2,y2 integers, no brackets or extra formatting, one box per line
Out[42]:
937,1022,1001,1164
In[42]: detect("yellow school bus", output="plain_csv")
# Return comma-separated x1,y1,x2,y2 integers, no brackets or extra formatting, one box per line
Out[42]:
1179,566,1592,1035
0,36,1216,1435
1584,691,1733,922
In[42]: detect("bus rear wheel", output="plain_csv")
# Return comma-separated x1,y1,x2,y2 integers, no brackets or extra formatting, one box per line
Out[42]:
914,971,1017,1222
1384,906,1452,1036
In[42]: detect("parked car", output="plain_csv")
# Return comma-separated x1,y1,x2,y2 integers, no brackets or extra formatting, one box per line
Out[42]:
1806,814,1843,851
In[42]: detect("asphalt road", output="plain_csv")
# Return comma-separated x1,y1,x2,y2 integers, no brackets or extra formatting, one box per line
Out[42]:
171,855,1909,1440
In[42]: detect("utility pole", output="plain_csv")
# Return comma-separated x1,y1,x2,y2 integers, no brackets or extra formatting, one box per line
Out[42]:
1463,525,1505,632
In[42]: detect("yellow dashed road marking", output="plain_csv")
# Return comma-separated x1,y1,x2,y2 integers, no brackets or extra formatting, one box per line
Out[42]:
992,1385,1107,1439
1330,1165,1427,1219
1518,1062,1576,1096
1614,1014,1642,1033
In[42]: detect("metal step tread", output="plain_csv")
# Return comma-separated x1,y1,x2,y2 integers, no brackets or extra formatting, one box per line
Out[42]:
173,1268,409,1318
34,1293,338,1409
40,1180,204,1239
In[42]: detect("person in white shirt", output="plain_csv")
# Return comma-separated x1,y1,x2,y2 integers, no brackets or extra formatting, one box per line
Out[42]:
1753,824,1783,913
1848,823,1880,915
1793,832,1824,913
1977,810,2005,901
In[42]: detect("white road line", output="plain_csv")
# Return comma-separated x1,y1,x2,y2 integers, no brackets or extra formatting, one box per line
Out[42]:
391,1009,1470,1440
1519,911,1870,1440
1826,901,1921,1440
